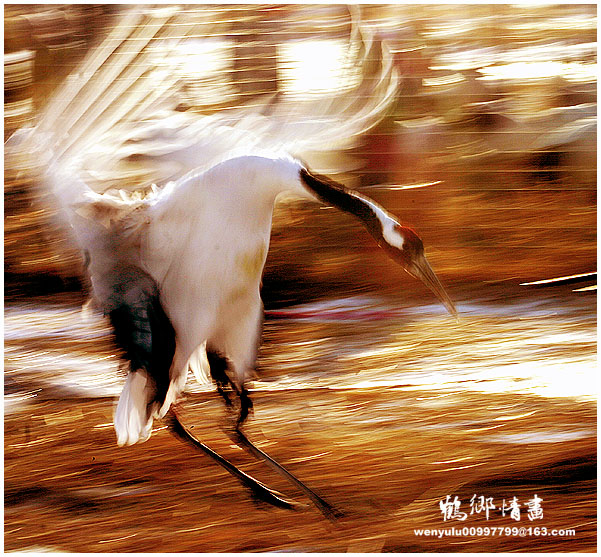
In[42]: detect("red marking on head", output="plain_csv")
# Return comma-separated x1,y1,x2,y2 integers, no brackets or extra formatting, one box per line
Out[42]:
380,223,424,270
395,224,424,254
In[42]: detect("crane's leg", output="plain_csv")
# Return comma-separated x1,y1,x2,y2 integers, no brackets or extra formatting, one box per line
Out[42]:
161,344,300,510
206,350,237,410
230,426,343,520
210,294,262,428
205,293,342,518
165,408,298,510
211,343,343,518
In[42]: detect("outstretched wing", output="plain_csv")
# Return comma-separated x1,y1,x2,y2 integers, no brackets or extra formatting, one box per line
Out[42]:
11,5,398,198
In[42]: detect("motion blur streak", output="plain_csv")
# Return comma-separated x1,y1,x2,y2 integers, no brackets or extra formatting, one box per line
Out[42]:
4,4,596,553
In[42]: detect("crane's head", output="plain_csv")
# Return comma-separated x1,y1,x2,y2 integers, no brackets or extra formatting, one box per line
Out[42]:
299,168,457,317
379,221,457,317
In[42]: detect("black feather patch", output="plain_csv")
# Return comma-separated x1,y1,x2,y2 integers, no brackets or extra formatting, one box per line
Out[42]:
107,265,175,409
299,168,384,243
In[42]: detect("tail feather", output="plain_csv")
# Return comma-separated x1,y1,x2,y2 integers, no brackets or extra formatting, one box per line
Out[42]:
115,370,154,446
189,342,212,387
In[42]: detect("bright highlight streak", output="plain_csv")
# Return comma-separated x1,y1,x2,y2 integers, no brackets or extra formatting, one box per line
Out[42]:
277,39,359,98
165,38,233,77
573,285,596,292
478,61,596,82
386,181,442,191
520,272,596,286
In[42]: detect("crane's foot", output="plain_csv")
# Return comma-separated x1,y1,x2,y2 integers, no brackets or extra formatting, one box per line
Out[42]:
230,426,344,521
165,409,302,510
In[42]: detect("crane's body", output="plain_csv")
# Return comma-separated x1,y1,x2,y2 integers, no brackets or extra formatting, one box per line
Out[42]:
116,156,301,444
72,154,455,447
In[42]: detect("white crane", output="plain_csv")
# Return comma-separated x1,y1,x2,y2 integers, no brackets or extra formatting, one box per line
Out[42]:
7,7,456,517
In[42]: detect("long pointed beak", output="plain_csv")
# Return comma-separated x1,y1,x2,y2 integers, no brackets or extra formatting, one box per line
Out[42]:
407,254,457,317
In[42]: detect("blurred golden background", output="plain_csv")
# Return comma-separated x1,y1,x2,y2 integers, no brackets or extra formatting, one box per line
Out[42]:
4,4,597,553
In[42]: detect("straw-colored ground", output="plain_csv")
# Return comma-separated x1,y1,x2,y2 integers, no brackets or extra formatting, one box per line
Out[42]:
4,387,595,552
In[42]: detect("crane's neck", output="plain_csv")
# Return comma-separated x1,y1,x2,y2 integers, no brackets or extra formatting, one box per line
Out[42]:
298,168,401,250
150,155,400,250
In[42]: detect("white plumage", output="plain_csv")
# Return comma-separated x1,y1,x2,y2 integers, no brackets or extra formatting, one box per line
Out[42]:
142,156,309,436
115,370,154,446
69,154,315,444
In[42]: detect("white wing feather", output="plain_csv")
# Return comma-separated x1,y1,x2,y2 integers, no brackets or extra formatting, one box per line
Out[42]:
10,6,398,200
5,7,401,295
